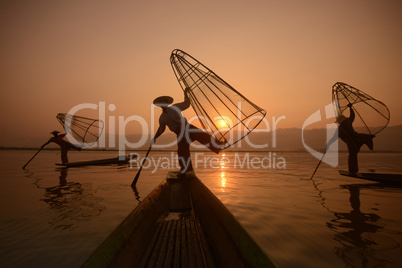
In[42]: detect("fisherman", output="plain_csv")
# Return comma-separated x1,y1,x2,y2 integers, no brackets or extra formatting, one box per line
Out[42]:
44,131,81,164
336,103,375,175
153,88,226,176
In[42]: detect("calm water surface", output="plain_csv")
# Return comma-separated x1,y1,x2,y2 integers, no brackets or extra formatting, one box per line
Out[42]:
1,150,402,267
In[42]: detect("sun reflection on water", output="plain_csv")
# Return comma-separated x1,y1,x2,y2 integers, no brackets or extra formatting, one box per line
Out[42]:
220,153,226,192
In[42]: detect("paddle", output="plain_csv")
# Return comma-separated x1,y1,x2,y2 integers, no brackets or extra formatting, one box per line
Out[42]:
131,139,155,187
310,149,327,179
22,143,47,169
310,132,338,179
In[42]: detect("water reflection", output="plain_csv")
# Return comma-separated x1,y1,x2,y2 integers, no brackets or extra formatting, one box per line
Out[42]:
220,154,227,192
328,183,398,267
33,168,105,231
132,185,141,203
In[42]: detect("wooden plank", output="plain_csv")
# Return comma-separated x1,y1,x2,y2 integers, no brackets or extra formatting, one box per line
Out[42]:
164,220,176,267
186,218,196,267
146,221,168,267
181,219,188,268
195,218,216,268
173,219,181,268
189,217,204,268
155,220,173,268
138,221,163,268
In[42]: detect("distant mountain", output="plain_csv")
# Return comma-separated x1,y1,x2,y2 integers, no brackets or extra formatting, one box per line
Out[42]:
247,124,402,152
366,124,402,152
2,125,402,152
112,124,402,152
255,124,402,152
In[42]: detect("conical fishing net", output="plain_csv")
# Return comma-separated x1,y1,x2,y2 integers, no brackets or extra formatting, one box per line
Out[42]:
170,49,266,148
56,113,104,147
332,82,390,135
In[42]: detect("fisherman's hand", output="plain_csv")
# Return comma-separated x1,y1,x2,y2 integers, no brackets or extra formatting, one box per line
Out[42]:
184,87,191,96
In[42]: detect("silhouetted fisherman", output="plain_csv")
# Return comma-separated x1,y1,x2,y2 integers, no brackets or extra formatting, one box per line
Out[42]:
336,104,375,175
45,131,81,164
153,88,225,176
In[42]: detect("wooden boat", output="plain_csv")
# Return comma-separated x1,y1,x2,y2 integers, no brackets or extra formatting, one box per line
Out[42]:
339,170,402,184
82,171,275,267
56,154,137,167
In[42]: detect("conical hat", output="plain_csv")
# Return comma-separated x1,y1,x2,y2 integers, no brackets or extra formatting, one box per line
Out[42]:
153,96,173,107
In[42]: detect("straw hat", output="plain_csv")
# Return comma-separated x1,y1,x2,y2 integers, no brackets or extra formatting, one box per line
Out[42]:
153,96,173,107
50,130,60,136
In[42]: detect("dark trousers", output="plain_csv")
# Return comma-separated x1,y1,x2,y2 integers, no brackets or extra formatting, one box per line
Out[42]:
177,124,221,174
59,143,81,164
345,133,374,174
61,147,69,164
347,144,359,174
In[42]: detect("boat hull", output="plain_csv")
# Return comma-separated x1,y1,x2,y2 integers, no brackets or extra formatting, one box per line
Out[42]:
82,171,275,267
56,155,136,167
339,170,402,184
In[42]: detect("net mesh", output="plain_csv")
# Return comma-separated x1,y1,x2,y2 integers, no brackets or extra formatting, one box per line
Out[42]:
170,49,266,147
56,113,104,147
332,82,390,135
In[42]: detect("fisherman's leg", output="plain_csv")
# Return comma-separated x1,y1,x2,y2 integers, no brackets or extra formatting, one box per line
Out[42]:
61,147,69,164
348,146,359,174
187,125,225,154
68,142,82,152
358,133,374,151
177,136,193,174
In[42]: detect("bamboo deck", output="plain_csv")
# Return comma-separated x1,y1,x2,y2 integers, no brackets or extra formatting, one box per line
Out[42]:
139,211,215,268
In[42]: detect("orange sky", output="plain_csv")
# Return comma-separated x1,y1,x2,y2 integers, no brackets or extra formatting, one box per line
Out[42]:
1,0,401,146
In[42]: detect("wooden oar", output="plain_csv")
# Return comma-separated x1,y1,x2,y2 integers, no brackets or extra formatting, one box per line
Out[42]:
131,140,154,187
310,129,339,179
22,143,47,169
310,150,326,179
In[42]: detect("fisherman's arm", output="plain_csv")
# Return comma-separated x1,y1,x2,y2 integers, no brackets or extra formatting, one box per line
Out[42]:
43,137,55,146
174,88,191,111
45,134,66,145
347,103,355,122
326,129,339,149
153,123,166,144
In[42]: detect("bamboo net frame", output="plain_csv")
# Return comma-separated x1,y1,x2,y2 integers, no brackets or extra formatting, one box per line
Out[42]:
56,113,104,147
332,82,390,135
170,49,266,148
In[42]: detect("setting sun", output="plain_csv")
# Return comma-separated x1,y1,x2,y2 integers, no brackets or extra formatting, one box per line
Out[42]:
1,1,402,267
216,119,230,129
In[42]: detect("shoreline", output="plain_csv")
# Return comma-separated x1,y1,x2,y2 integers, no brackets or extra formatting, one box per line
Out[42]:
1,147,401,153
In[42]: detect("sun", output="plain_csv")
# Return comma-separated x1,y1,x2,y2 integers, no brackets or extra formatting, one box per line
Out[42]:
216,119,229,129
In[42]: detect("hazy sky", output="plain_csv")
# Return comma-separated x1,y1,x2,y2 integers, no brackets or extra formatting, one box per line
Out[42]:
1,0,401,146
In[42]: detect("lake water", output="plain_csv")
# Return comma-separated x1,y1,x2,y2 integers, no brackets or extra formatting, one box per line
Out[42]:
1,150,402,267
